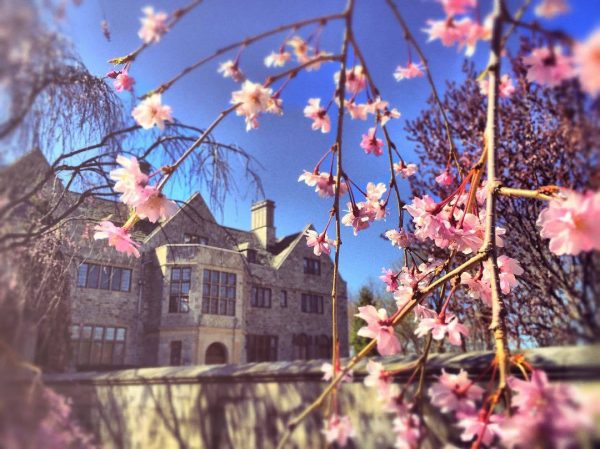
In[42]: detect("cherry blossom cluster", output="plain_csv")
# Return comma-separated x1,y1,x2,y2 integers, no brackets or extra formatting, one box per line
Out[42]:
423,0,491,57
94,155,178,258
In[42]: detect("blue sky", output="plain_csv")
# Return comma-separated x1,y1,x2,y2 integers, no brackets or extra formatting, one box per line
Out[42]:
61,0,599,295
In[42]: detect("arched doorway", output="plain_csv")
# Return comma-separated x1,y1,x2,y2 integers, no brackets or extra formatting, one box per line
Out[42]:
205,342,228,365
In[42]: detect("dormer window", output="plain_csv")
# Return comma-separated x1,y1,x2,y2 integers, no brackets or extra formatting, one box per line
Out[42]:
303,258,321,275
184,233,208,245
246,249,257,263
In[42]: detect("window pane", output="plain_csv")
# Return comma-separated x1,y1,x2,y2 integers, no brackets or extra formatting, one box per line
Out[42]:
99,266,111,290
82,325,93,340
203,269,210,282
70,325,80,339
210,284,218,297
227,300,235,316
93,326,104,340
202,298,210,313
111,268,122,291
210,298,218,314
87,264,100,289
170,283,180,294
203,284,210,296
181,282,190,294
116,328,126,341
105,327,115,341
227,287,235,299
77,264,88,287
219,299,227,315
228,273,236,285
171,268,181,281
182,268,191,281
121,269,131,291
220,272,228,284
220,285,227,298
211,271,219,283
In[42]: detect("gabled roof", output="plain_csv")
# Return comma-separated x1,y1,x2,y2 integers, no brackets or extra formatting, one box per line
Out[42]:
271,224,312,269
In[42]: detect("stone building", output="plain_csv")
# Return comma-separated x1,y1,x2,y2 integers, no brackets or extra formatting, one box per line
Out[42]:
3,150,349,370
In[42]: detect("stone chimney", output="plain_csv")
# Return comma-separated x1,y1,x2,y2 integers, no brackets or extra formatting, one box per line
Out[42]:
251,200,276,248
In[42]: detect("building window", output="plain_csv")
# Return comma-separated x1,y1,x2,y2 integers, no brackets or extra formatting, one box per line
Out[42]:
77,263,131,292
303,258,321,275
292,334,331,360
70,324,126,368
280,290,288,308
169,267,191,313
246,334,278,362
202,269,236,316
251,286,271,308
292,333,310,360
170,341,182,366
246,249,257,263
301,294,324,314
184,233,208,245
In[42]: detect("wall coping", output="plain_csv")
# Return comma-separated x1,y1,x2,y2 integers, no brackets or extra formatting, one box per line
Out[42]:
41,345,600,386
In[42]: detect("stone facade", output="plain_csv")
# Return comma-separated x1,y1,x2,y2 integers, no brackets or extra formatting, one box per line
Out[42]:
8,152,350,370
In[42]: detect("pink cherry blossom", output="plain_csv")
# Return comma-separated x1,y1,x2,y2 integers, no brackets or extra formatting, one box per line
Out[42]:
303,98,331,133
364,360,396,403
393,285,414,310
345,101,368,120
264,50,291,68
385,229,412,248
138,6,168,44
304,229,334,256
342,202,373,235
415,308,469,346
365,96,388,116
360,127,384,156
502,369,592,449
356,305,402,356
455,17,490,56
393,414,421,449
483,255,523,295
321,362,353,383
536,189,600,255
217,60,245,82
394,62,425,81
135,188,178,223
574,29,600,96
231,80,279,131
423,19,464,47
457,412,503,447
393,161,418,178
334,65,367,95
113,70,135,92
322,414,355,447
132,94,173,130
94,221,140,258
439,0,476,16
109,155,149,206
287,36,311,63
479,74,516,98
380,268,400,292
298,171,347,198
435,169,454,186
366,182,386,202
428,369,484,414
535,0,569,18
460,272,492,307
523,46,575,87
380,107,401,126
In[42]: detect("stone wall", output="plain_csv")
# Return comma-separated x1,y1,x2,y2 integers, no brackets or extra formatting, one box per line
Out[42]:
42,345,600,449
